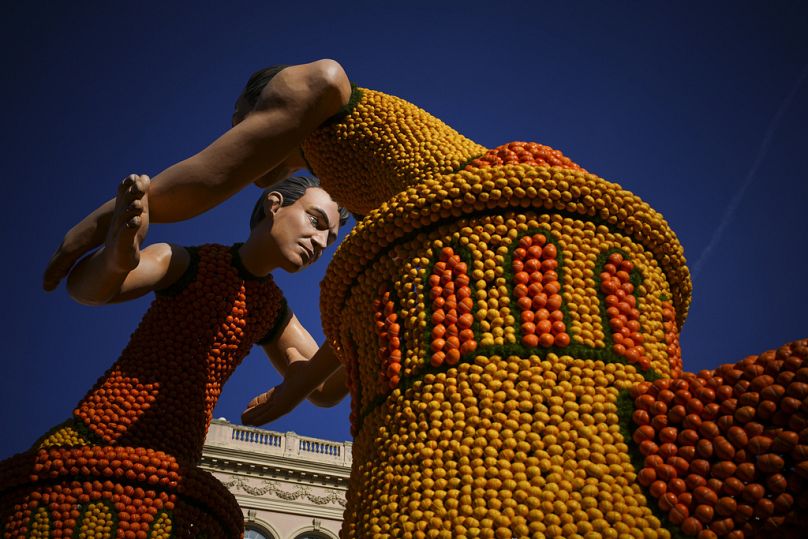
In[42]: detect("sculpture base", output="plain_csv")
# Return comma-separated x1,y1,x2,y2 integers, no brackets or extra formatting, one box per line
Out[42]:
0,445,243,538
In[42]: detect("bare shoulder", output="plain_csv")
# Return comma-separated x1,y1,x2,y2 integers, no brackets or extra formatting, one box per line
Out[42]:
281,59,348,85
305,59,349,86
141,243,191,288
141,242,179,264
258,60,351,108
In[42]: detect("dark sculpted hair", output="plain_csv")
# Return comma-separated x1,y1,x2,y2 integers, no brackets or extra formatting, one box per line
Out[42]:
249,176,350,230
238,65,289,111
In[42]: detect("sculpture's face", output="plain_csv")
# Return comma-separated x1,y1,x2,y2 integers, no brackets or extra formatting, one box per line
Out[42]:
258,187,340,272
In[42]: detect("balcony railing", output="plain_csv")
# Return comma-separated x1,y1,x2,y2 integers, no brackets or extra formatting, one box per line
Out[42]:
231,427,283,447
204,419,352,467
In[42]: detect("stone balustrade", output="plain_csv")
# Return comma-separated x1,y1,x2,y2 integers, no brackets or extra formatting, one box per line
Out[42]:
205,419,353,467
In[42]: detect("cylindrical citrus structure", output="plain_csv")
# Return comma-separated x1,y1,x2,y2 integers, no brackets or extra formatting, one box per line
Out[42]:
305,88,807,538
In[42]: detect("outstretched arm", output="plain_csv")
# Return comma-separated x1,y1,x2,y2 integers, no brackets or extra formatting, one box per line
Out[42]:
44,59,352,290
66,175,190,305
241,343,343,426
257,313,349,407
240,313,348,426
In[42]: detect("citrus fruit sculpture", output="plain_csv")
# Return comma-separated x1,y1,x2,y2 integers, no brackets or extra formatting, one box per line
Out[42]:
0,244,286,538
304,87,808,538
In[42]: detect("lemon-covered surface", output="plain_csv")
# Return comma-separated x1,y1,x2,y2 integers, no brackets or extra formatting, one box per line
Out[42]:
307,87,808,538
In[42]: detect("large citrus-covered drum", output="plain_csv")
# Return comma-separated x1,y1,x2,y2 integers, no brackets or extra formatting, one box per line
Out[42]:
305,88,808,538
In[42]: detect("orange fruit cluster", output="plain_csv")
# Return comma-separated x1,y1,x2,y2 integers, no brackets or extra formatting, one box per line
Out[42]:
375,289,402,389
1,244,286,537
337,204,686,432
600,251,651,370
0,445,243,538
318,160,691,345
512,232,570,349
467,141,584,171
628,339,808,537
72,244,284,463
430,247,477,368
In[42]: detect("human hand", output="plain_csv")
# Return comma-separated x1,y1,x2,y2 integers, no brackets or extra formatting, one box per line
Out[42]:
241,348,311,426
43,221,104,291
43,237,80,291
43,174,152,291
241,386,281,426
42,195,121,291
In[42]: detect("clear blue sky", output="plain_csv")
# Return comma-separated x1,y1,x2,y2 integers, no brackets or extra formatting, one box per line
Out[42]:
2,1,806,458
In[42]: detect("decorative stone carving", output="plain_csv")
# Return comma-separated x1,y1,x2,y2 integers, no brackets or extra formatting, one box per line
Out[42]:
218,475,347,507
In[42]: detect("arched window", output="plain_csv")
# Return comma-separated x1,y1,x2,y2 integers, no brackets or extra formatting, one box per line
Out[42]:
244,526,274,539
293,533,330,539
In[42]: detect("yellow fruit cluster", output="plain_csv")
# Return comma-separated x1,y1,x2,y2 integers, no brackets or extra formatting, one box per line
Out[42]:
661,301,683,378
28,507,50,538
303,87,486,215
343,353,664,537
149,512,173,539
37,421,90,449
330,203,688,533
74,502,115,539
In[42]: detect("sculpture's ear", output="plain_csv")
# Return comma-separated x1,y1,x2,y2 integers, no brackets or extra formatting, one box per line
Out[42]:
265,191,284,215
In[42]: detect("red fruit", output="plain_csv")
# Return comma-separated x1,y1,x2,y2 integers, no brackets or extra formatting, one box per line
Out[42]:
638,467,656,487
682,517,703,536
715,497,736,516
521,334,539,348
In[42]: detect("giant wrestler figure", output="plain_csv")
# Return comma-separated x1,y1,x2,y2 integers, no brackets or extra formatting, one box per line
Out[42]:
44,60,355,411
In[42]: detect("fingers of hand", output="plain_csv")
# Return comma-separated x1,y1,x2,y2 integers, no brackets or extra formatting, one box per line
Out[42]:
132,174,151,194
247,389,274,409
125,217,140,230
119,174,151,198
120,174,137,191
124,199,144,229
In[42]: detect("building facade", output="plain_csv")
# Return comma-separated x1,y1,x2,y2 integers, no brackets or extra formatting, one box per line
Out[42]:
201,419,352,539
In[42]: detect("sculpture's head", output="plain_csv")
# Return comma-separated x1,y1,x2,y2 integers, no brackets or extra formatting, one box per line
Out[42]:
247,175,349,273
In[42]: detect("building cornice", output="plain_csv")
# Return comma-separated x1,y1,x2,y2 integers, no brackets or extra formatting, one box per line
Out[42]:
201,420,352,523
